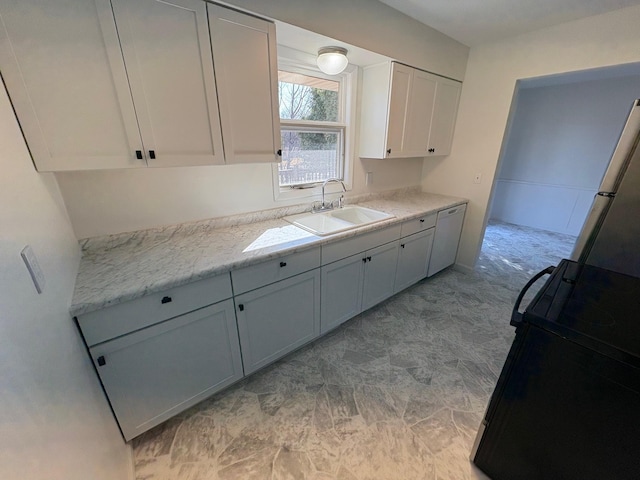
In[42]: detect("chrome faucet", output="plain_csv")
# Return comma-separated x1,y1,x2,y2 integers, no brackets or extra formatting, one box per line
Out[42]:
313,178,346,212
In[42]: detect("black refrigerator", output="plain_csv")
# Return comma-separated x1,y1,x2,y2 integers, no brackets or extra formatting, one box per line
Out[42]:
472,100,640,479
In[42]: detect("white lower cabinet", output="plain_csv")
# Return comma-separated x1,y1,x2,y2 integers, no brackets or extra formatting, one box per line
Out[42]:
89,299,242,441
235,269,321,375
395,228,435,293
320,254,365,334
320,239,400,333
362,241,401,311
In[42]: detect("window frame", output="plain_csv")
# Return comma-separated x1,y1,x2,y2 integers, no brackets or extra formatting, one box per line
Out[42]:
272,48,357,202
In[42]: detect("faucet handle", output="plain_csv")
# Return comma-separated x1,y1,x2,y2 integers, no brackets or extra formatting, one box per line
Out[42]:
338,195,345,208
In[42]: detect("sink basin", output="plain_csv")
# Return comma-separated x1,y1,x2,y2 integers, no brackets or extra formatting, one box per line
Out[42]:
285,205,394,236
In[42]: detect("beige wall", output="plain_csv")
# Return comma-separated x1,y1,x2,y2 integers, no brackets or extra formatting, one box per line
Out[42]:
56,0,466,239
0,86,131,478
421,4,640,271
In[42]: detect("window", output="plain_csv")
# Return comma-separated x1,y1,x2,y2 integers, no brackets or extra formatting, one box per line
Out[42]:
277,69,347,188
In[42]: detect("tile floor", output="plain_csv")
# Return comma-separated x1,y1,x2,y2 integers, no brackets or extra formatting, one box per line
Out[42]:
133,221,577,480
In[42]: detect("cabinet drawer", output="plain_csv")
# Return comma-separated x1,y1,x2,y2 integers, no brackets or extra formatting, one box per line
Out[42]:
400,213,437,237
232,247,321,295
321,224,401,265
77,273,232,347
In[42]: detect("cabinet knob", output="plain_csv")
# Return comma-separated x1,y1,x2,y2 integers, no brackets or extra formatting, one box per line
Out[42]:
386,148,391,155
161,296,172,304
420,219,425,223
97,356,106,366
362,257,367,263
149,150,156,159
135,150,143,160
238,304,244,312
277,149,282,156
428,148,435,153
280,261,287,267
401,244,405,248
367,256,372,262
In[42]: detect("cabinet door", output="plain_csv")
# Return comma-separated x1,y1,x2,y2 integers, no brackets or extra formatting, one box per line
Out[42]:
90,299,243,441
385,63,412,158
427,78,461,156
110,0,224,167
428,204,466,277
403,69,437,157
0,0,143,171
236,270,320,374
320,254,365,334
362,241,400,311
208,5,281,164
395,229,435,293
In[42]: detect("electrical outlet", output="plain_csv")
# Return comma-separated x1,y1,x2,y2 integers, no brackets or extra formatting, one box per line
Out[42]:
366,172,374,185
474,173,482,184
21,245,45,294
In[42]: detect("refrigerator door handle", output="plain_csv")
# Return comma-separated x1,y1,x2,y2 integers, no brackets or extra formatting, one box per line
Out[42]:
510,266,556,327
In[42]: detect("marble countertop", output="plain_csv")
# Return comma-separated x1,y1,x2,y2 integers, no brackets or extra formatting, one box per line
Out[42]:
70,189,467,317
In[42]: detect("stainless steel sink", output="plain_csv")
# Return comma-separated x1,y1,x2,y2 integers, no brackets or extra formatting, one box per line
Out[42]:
285,205,394,236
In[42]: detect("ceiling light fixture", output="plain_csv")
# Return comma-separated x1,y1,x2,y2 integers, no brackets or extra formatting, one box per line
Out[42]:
316,46,349,75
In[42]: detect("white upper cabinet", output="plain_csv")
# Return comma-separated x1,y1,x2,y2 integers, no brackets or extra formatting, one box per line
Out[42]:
359,62,461,159
0,0,279,171
208,5,281,164
108,0,224,167
0,0,144,171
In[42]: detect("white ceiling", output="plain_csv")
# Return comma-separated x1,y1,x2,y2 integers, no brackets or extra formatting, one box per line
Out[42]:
377,0,640,46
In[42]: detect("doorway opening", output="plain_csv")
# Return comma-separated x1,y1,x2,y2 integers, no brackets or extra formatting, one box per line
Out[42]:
483,63,640,273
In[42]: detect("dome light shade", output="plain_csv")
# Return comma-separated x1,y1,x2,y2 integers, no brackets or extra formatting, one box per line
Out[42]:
316,47,348,75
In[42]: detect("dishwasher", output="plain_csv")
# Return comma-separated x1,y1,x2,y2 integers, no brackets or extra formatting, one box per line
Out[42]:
427,204,466,276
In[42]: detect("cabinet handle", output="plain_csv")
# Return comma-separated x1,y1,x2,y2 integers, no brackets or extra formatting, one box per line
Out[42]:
420,219,425,223
135,150,143,160
161,296,172,304
149,150,156,159
367,256,372,262
386,148,391,155
277,149,282,156
280,261,287,267
401,244,405,248
97,356,106,367
238,304,244,312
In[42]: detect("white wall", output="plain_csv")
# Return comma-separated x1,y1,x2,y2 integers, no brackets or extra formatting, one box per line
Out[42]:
0,86,131,478
490,75,640,235
54,0,465,239
221,0,468,81
421,4,640,270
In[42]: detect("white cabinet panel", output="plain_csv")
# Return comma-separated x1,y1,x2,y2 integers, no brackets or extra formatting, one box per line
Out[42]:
362,240,400,311
110,0,224,167
208,4,281,164
428,204,467,277
320,253,365,334
395,229,434,293
90,299,243,441
385,63,412,158
427,78,461,157
235,270,320,374
403,69,437,157
0,0,143,171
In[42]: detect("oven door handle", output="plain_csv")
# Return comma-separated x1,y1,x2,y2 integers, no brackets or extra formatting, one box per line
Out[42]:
510,266,556,327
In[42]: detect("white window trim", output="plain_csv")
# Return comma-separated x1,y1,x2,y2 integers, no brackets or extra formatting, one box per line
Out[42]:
272,47,358,203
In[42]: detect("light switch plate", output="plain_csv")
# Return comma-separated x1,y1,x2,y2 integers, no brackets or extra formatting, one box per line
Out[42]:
21,245,45,294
